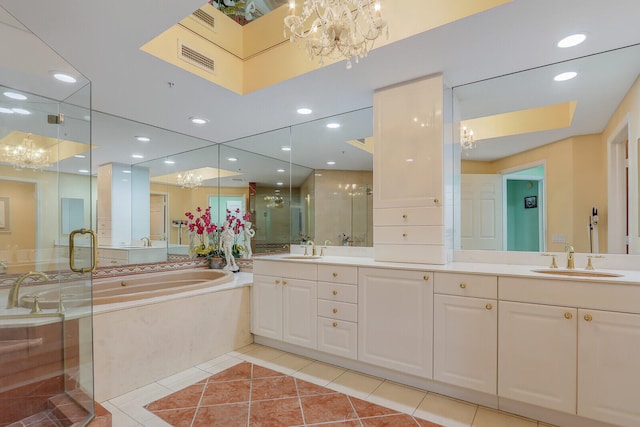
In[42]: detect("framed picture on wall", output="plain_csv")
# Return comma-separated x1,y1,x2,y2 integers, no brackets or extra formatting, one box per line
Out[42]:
524,195,537,209
0,196,10,232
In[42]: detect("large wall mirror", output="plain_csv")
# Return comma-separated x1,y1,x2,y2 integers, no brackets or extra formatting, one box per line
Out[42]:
453,43,640,255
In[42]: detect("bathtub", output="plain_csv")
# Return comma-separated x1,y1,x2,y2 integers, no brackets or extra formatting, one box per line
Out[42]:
20,268,233,309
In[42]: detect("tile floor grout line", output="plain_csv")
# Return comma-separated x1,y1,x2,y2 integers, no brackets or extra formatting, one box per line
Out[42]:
292,376,309,427
188,374,210,427
247,363,254,427
345,394,365,427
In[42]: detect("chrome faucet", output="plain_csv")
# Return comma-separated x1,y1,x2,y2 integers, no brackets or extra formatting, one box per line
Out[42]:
307,240,316,256
141,237,151,247
7,271,50,309
565,244,575,269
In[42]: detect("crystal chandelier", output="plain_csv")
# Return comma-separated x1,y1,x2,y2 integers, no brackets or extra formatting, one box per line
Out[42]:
1,133,51,169
177,170,203,188
284,0,388,69
460,126,475,151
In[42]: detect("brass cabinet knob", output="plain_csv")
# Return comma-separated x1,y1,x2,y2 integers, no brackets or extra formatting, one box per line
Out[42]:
332,272,338,277
333,322,338,327
275,280,281,284
485,303,493,310
584,314,593,322
564,312,573,320
423,275,430,281
434,198,439,204
332,290,338,296
282,280,288,285
402,214,408,219
332,308,338,314
459,282,466,289
402,233,408,237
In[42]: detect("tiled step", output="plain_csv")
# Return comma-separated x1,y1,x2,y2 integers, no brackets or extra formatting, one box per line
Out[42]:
47,394,111,427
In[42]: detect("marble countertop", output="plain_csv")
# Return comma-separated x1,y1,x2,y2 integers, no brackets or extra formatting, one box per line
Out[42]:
254,254,640,285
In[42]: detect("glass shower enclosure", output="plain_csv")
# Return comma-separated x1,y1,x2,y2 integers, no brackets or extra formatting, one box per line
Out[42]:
0,7,95,426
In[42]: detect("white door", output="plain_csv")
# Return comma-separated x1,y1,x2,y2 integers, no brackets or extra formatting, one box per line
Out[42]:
461,174,503,250
283,278,317,349
150,194,166,241
358,268,433,378
251,275,283,340
498,301,576,413
578,309,640,427
434,294,497,394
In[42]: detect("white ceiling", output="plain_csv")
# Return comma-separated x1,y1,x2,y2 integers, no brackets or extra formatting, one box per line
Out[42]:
0,0,639,180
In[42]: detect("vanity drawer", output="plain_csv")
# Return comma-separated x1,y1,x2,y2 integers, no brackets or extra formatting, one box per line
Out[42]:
253,259,317,281
374,225,444,245
374,206,443,226
317,317,357,360
434,272,497,299
317,282,357,303
318,265,358,284
318,299,357,322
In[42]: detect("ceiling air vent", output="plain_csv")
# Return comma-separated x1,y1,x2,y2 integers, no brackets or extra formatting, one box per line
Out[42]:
192,9,215,30
178,41,215,75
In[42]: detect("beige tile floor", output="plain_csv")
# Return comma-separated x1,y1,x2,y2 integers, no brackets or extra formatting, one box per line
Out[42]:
101,343,558,427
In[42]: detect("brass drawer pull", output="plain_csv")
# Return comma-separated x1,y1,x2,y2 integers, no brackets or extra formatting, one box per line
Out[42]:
584,314,593,322
402,214,408,219
275,280,281,284
459,282,466,289
333,322,338,327
402,233,408,237
423,275,430,281
332,290,338,296
564,312,573,320
282,280,288,285
485,303,493,310
434,198,439,204
332,272,338,277
332,308,338,314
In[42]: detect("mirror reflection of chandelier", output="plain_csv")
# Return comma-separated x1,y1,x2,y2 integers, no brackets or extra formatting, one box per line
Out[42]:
0,133,51,169
284,0,388,69
177,170,203,188
460,126,475,151
264,194,285,208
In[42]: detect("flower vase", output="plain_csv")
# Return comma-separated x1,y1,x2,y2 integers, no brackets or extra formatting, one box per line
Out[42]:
208,257,224,269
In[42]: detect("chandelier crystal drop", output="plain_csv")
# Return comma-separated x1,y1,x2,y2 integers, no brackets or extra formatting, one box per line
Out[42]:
1,133,51,169
284,0,388,69
177,170,203,188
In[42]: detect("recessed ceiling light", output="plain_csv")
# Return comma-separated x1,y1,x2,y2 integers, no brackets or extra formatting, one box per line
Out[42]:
297,107,312,115
135,136,151,142
122,170,132,174
131,154,144,159
227,157,238,162
557,33,586,48
275,189,281,193
53,73,77,83
190,117,208,125
78,169,90,174
0,107,14,114
327,161,336,165
554,71,577,81
277,168,285,173
406,158,414,162
276,182,284,186
12,108,31,115
281,146,291,152
315,173,323,177
3,91,27,100
164,160,175,164
74,154,86,158
326,123,340,129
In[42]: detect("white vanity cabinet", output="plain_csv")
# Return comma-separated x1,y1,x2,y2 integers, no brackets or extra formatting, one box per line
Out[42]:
498,300,577,413
358,267,433,378
373,74,445,264
578,309,640,427
316,265,358,359
251,260,317,349
433,272,497,394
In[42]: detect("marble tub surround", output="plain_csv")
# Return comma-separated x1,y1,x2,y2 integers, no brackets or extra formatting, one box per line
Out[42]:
103,343,557,427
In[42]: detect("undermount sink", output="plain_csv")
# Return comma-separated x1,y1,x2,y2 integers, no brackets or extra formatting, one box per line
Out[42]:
281,255,322,260
531,269,623,278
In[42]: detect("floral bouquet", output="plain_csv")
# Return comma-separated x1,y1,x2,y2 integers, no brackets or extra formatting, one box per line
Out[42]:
185,206,220,258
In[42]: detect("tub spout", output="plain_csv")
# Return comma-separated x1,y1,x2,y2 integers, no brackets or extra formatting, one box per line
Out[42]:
7,271,50,309
141,237,152,247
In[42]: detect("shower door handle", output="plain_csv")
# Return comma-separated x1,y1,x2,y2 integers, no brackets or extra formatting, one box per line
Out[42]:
69,228,98,273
